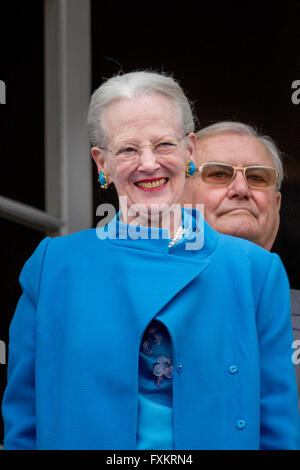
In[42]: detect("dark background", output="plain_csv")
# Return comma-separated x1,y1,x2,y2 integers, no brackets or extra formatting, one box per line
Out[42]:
0,1,300,444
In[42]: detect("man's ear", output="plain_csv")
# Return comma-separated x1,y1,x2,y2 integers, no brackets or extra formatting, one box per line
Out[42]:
276,190,282,211
195,137,205,166
91,147,110,181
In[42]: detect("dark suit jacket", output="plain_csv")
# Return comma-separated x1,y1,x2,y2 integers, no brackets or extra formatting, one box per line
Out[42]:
291,289,300,410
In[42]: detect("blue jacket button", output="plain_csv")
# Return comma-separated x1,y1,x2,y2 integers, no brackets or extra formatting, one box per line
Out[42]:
236,419,246,430
177,363,183,373
228,364,238,374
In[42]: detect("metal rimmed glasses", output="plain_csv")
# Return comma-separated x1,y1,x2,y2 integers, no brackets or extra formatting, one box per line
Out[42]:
98,135,187,163
198,162,279,189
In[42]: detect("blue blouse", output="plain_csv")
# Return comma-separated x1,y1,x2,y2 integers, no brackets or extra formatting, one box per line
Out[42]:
137,319,174,450
136,220,194,450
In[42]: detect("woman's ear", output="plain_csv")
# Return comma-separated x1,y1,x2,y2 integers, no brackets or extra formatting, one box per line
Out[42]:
91,147,110,182
186,132,197,162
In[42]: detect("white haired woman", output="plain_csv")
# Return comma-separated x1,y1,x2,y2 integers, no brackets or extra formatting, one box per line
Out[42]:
2,71,299,450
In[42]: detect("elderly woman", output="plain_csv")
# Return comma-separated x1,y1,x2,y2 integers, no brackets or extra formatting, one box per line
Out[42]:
2,71,299,450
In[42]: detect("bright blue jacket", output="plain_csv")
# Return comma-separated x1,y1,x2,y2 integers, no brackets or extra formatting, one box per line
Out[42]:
2,211,300,449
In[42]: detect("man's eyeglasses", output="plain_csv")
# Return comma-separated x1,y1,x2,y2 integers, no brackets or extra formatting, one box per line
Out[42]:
198,162,279,189
99,135,186,162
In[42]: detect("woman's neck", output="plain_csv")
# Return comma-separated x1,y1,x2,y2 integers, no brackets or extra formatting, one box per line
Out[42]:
119,202,183,239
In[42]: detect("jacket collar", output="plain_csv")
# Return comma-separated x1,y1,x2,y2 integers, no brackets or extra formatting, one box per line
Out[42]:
96,207,219,261
94,208,219,332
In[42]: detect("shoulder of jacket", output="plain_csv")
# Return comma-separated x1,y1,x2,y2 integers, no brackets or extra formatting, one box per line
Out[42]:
215,231,273,260
19,229,100,302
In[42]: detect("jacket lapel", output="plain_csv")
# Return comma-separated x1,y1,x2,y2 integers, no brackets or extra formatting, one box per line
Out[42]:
98,209,218,335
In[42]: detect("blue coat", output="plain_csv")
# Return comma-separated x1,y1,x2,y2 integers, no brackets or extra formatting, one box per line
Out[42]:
2,211,300,450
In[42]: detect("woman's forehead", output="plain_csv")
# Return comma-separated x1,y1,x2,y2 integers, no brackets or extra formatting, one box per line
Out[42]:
102,95,182,142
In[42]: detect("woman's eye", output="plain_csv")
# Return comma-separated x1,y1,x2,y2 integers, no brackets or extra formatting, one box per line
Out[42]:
159,141,176,147
161,141,175,146
117,147,137,155
156,142,177,153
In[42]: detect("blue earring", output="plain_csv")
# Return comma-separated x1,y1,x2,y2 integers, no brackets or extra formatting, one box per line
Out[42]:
186,161,197,178
98,171,108,189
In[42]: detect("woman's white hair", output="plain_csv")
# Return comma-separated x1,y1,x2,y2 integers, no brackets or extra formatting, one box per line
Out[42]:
196,121,284,190
87,70,196,148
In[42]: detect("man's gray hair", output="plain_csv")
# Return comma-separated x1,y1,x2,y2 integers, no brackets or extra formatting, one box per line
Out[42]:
196,121,284,190
87,70,196,149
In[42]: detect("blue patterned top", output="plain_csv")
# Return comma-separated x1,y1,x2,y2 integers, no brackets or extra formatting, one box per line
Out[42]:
136,319,174,450
136,218,196,450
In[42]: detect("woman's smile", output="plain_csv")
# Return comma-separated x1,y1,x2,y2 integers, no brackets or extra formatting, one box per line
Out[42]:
135,177,169,191
91,94,197,232
97,94,192,212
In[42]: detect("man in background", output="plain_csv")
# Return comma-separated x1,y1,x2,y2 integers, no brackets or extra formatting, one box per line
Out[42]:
182,121,300,402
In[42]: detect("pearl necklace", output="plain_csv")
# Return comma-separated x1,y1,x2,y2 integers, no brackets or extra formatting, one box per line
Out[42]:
168,225,185,248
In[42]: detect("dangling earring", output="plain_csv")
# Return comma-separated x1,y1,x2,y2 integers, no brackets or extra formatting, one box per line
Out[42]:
186,160,197,178
98,171,108,189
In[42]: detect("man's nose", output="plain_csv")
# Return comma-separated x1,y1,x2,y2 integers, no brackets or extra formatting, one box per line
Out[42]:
227,170,251,198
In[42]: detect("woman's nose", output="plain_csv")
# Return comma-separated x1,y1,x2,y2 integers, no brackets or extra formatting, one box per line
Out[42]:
137,147,161,171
